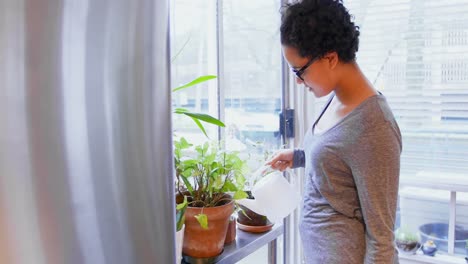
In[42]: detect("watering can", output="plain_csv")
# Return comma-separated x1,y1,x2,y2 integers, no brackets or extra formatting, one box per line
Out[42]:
236,166,301,223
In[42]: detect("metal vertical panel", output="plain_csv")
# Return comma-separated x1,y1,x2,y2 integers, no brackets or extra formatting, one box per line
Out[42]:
0,0,174,263
216,0,225,142
280,0,293,263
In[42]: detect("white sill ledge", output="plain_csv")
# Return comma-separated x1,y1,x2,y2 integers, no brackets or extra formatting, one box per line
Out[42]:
399,252,467,264
400,171,468,193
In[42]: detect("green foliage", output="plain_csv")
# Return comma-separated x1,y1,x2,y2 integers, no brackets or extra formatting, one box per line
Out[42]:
395,228,420,243
174,137,248,208
195,214,208,230
171,40,228,231
176,196,188,231
233,190,248,200
172,75,217,92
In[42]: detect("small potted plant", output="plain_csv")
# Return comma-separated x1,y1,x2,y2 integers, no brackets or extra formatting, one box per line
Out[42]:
421,240,437,256
236,168,274,231
237,191,269,226
236,146,268,220
395,228,421,255
174,137,248,259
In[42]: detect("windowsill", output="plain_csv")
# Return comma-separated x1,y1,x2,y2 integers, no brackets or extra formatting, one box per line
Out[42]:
400,171,468,192
399,252,467,264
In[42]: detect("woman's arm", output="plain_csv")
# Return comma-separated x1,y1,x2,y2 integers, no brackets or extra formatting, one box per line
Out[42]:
347,122,402,264
266,148,305,171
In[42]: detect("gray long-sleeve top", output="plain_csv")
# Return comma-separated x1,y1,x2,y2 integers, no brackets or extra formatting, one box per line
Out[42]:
293,94,402,264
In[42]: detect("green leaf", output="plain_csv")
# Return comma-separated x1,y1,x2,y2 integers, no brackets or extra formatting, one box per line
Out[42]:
194,214,208,229
179,137,192,149
174,108,225,136
172,75,217,92
240,208,252,220
176,196,188,210
174,108,189,114
221,181,237,192
235,173,246,189
207,153,217,163
181,168,193,178
212,175,224,190
176,211,185,231
176,196,188,231
233,190,248,200
202,142,210,153
174,136,192,150
181,176,194,195
182,112,225,127
189,116,208,138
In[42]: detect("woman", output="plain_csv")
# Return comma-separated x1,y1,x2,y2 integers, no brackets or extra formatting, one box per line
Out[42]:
267,0,401,263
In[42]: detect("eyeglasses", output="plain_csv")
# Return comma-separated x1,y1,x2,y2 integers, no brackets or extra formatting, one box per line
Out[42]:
292,57,318,81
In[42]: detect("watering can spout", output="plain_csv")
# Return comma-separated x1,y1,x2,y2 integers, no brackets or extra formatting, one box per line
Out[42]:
237,169,301,223
236,198,267,216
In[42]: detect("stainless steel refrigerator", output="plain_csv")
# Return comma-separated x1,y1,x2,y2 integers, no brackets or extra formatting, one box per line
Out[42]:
0,0,175,263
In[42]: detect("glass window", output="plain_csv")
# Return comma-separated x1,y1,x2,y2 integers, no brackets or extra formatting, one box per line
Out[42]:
222,0,283,169
345,0,468,257
400,187,468,254
222,0,284,261
171,0,283,164
171,1,284,263
171,0,219,144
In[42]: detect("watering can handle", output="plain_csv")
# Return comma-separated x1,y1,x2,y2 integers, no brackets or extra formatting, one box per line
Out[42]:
248,165,272,187
250,165,297,187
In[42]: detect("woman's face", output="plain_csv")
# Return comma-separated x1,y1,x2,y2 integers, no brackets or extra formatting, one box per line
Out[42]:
282,45,337,98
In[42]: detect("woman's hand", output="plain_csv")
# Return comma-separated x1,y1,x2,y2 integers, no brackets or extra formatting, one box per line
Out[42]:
265,149,294,172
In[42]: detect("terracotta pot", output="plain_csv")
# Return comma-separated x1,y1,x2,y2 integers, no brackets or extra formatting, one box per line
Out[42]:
224,216,236,245
183,198,234,258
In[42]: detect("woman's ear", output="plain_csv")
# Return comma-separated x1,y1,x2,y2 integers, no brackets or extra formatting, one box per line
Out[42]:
325,52,339,70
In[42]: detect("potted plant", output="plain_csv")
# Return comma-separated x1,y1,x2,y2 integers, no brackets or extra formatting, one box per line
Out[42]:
172,75,225,261
174,137,248,259
421,240,437,256
237,191,269,226
236,193,274,233
395,228,421,255
171,37,231,260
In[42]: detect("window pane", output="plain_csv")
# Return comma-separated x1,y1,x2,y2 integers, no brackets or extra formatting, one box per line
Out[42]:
400,187,451,253
222,0,282,169
346,0,468,180
345,0,468,257
222,1,283,263
171,0,219,144
400,188,468,255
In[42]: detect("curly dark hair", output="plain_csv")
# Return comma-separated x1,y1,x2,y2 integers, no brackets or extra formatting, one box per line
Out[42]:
280,0,360,62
